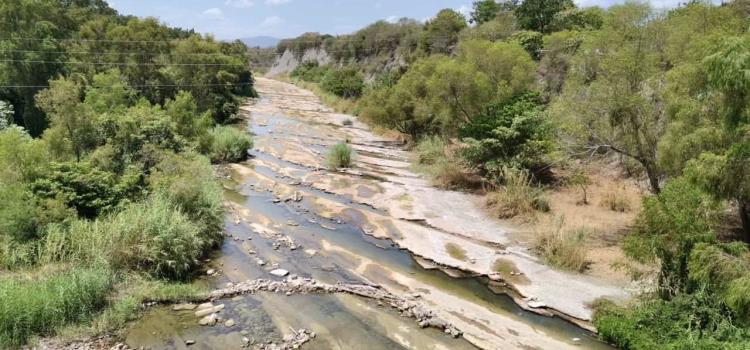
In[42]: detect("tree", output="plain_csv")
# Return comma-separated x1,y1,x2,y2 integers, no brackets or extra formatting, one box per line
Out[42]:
35,78,98,162
0,101,12,130
470,0,504,24
420,9,468,55
457,40,537,96
685,34,750,243
551,3,666,194
515,0,575,33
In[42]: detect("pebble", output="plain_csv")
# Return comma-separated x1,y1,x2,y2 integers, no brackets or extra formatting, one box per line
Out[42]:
206,269,216,276
198,313,219,326
172,303,197,311
195,304,224,317
185,340,195,346
224,319,236,327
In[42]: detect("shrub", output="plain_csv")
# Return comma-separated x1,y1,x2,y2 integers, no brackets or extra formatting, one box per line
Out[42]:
148,152,224,243
486,167,549,219
593,294,750,350
601,191,632,212
460,92,553,183
0,186,39,242
41,196,205,279
206,125,252,163
320,67,364,98
414,136,446,166
290,60,328,82
0,267,114,348
327,142,354,170
536,217,588,272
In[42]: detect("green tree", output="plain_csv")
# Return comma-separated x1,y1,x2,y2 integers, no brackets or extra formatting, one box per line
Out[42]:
515,0,575,33
0,101,13,130
470,0,504,24
320,67,365,98
420,9,468,54
35,78,98,162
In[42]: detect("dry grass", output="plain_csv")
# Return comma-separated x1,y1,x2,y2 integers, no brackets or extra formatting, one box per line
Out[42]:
412,137,478,190
536,216,589,272
486,168,549,220
600,191,632,212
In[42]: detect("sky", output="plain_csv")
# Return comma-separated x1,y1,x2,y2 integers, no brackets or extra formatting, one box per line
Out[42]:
107,0,699,41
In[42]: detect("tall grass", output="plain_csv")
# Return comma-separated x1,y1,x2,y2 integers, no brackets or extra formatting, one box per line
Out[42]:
600,191,632,212
413,137,474,189
327,142,354,170
486,167,549,219
41,195,205,279
0,267,114,348
205,125,252,163
536,217,588,272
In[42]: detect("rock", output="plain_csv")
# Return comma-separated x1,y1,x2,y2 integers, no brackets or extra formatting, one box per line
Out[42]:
256,259,266,266
270,269,289,277
527,300,546,309
185,340,195,346
241,330,249,336
572,337,581,343
206,269,216,276
198,313,219,326
304,249,317,257
196,302,214,310
242,337,251,345
287,220,299,226
195,304,224,317
224,319,236,327
172,303,197,311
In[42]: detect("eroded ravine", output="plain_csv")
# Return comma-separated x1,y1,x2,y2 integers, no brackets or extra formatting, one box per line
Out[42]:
125,78,619,350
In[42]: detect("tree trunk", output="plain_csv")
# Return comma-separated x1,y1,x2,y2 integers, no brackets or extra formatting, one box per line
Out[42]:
644,163,661,194
738,198,750,244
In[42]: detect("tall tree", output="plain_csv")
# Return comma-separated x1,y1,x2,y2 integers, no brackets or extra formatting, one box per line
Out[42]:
420,9,468,55
515,0,575,33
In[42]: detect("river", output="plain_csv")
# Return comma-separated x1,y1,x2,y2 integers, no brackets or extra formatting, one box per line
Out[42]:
124,78,618,350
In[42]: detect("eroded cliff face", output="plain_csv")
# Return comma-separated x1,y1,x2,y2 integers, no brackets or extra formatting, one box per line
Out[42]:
266,48,332,77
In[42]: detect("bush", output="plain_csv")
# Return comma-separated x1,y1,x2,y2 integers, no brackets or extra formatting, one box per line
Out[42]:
327,142,354,170
414,136,446,166
0,267,114,347
41,196,206,279
320,67,364,98
593,294,750,350
206,125,252,163
148,152,224,243
536,217,588,272
290,60,328,82
460,92,553,183
486,167,549,219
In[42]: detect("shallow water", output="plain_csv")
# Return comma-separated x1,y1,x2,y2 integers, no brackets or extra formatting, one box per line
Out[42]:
126,90,616,350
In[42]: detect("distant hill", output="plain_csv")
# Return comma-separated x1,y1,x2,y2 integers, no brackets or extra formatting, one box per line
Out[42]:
240,36,280,48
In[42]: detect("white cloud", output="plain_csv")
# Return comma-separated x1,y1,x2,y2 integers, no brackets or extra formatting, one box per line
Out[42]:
225,0,254,8
265,0,291,5
260,15,284,27
202,8,224,20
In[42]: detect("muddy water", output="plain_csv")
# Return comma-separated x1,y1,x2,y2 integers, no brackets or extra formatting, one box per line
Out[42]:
125,80,616,350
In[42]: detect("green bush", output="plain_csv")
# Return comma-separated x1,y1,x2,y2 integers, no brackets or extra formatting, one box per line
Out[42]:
593,294,750,350
0,267,114,348
460,92,553,183
41,196,206,279
536,217,589,272
290,60,329,82
148,152,224,243
206,125,252,163
320,67,364,98
327,142,354,170
414,136,446,166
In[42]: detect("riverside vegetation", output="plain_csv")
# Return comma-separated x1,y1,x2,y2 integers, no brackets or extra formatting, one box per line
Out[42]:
0,1,254,347
276,0,750,348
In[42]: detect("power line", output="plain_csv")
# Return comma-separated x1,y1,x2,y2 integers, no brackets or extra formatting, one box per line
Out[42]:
0,59,250,67
0,82,253,89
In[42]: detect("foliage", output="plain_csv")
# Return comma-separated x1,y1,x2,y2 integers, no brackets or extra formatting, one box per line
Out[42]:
460,92,553,181
205,125,252,163
600,191,632,212
420,9,468,54
320,67,365,98
515,0,575,33
41,196,205,279
0,267,115,348
31,162,140,219
624,179,722,297
470,0,506,25
593,294,750,350
0,101,12,130
327,142,354,170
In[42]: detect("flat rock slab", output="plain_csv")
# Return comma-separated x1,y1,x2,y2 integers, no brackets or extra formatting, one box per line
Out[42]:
269,269,289,277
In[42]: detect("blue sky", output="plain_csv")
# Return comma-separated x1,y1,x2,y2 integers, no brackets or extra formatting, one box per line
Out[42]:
107,0,695,40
